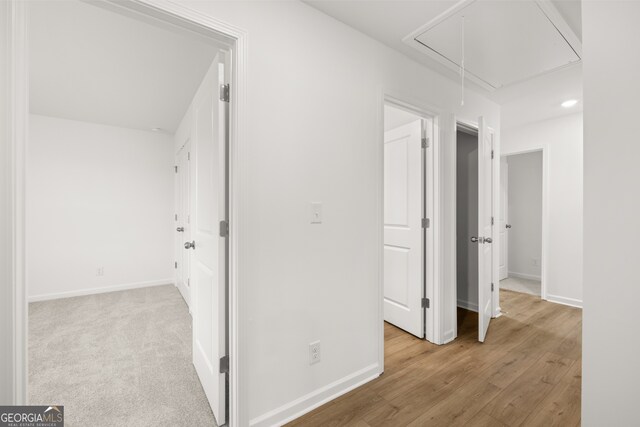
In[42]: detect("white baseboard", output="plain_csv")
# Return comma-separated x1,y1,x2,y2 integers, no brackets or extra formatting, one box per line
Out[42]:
457,299,478,312
442,329,456,344
507,271,541,281
546,294,583,308
28,278,174,302
249,363,380,427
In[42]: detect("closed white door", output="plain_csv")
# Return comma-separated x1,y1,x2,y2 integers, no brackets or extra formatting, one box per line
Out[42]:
383,119,424,338
189,54,228,425
477,117,494,343
499,158,508,280
175,143,191,306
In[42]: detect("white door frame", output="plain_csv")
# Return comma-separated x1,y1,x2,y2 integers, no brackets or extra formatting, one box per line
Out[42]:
175,139,192,310
500,148,548,301
378,92,441,365
3,1,248,424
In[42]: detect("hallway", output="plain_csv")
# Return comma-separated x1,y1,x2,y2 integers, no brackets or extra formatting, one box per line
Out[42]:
289,290,581,426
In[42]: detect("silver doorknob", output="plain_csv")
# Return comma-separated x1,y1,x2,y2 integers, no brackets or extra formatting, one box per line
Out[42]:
177,227,184,232
470,236,479,243
184,241,195,249
506,224,512,229
484,237,493,244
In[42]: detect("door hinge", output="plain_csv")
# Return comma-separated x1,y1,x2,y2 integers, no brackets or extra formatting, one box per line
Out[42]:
175,214,178,221
188,152,191,161
187,278,190,287
491,216,494,226
174,165,178,173
220,84,230,102
491,283,494,292
219,220,229,237
422,218,430,228
421,137,429,149
422,297,430,309
491,150,494,159
219,355,229,373
174,261,177,269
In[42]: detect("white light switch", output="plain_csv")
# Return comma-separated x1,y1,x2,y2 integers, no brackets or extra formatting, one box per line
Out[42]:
310,202,322,224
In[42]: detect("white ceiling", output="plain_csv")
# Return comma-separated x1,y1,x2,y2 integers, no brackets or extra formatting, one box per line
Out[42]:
304,0,583,127
28,0,219,133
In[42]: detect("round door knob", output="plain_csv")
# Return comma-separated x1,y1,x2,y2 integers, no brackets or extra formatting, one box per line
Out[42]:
470,236,479,243
177,227,185,232
184,241,195,249
484,237,493,244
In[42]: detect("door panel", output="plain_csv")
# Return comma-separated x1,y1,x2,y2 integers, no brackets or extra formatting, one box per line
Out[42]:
478,117,494,343
176,143,191,306
191,54,227,425
383,119,424,338
499,158,508,280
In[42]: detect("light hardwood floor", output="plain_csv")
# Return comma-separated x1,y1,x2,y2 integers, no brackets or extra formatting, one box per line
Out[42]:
288,290,582,427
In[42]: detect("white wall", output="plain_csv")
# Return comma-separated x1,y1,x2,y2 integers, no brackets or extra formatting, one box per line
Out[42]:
27,114,175,301
583,2,640,424
456,131,478,311
506,151,542,280
501,113,582,307
173,2,500,425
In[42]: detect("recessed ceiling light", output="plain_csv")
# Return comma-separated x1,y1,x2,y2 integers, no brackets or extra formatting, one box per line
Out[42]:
561,99,578,108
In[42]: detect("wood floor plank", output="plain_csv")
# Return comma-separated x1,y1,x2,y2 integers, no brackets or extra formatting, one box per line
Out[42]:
521,359,582,427
463,410,509,427
481,352,575,426
287,291,581,427
405,375,503,427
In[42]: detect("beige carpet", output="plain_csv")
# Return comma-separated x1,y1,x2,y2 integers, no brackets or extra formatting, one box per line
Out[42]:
29,285,218,427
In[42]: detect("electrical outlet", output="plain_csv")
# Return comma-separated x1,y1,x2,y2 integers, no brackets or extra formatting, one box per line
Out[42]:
97,267,104,276
309,341,321,365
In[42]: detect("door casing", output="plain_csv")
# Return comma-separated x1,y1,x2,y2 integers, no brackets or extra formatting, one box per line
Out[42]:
500,148,548,301
379,93,439,370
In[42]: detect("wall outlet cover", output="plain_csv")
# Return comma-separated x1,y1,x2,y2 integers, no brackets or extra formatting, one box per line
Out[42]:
309,341,321,365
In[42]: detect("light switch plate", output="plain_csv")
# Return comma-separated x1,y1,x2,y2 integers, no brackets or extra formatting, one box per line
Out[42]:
310,202,322,224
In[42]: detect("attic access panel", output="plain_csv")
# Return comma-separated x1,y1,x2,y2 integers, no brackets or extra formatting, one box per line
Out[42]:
408,0,580,90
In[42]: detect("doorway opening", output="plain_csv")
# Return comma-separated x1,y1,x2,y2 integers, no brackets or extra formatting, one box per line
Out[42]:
453,119,495,343
499,150,543,298
18,1,242,425
381,100,435,357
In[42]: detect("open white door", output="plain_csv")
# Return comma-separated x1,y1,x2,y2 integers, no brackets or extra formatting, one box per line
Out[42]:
499,158,508,280
189,54,228,424
383,119,424,338
478,117,494,342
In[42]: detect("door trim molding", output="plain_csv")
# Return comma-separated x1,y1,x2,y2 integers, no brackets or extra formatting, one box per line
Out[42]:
3,0,28,405
380,92,442,350
6,0,248,424
500,147,548,303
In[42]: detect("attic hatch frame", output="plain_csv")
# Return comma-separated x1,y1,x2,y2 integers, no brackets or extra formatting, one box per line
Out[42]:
402,0,583,92
3,0,248,425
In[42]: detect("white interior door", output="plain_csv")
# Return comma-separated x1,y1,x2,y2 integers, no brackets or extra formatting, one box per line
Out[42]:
190,54,228,425
176,143,191,307
478,117,494,342
499,158,508,280
383,119,424,338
